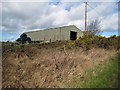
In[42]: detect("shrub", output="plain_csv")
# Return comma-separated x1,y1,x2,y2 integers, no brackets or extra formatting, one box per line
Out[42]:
27,37,31,43
66,41,76,49
16,33,31,44
67,34,120,50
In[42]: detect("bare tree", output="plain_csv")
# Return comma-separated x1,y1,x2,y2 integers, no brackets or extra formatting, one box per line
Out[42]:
86,19,102,36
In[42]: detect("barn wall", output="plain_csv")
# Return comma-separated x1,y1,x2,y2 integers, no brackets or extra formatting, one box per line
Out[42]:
60,25,83,40
44,28,61,42
26,30,44,41
25,25,83,41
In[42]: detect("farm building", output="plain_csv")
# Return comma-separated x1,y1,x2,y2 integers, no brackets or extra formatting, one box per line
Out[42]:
25,25,83,42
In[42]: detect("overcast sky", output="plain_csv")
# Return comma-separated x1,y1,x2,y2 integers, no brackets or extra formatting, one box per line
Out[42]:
1,0,119,41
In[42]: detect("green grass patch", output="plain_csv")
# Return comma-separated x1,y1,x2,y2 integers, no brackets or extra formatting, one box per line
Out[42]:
66,52,119,88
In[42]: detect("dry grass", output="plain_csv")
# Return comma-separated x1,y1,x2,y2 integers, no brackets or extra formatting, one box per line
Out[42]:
2,45,117,88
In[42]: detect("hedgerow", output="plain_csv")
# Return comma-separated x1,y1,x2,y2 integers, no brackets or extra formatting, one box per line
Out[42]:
65,34,120,50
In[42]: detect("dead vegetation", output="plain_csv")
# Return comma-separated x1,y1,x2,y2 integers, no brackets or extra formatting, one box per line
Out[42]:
2,45,117,88
2,35,120,88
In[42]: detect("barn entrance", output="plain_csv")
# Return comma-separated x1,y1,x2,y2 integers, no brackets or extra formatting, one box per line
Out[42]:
70,31,77,40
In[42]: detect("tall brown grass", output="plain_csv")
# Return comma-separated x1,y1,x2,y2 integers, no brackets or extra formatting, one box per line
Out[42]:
2,46,116,88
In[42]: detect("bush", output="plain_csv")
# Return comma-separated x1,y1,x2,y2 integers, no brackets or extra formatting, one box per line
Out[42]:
27,37,31,43
66,34,120,50
16,33,31,44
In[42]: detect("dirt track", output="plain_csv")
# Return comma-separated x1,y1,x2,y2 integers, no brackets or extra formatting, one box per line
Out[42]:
2,45,116,88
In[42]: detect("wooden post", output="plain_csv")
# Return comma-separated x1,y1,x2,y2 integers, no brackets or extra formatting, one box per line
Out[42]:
84,2,88,32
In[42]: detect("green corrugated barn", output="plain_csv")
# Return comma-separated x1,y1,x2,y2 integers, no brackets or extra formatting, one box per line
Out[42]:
25,25,83,42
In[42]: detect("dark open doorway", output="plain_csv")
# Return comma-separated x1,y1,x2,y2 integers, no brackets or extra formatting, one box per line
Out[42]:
70,31,77,40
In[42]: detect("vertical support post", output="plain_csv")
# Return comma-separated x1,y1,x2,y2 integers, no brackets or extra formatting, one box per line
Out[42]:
84,2,88,32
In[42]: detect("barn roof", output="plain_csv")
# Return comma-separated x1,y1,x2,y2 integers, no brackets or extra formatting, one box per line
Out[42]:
25,25,82,34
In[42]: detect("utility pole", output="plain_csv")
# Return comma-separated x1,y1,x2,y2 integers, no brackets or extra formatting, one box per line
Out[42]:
84,2,88,32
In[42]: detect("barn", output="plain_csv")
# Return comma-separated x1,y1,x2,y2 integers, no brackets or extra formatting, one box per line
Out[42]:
25,25,83,42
